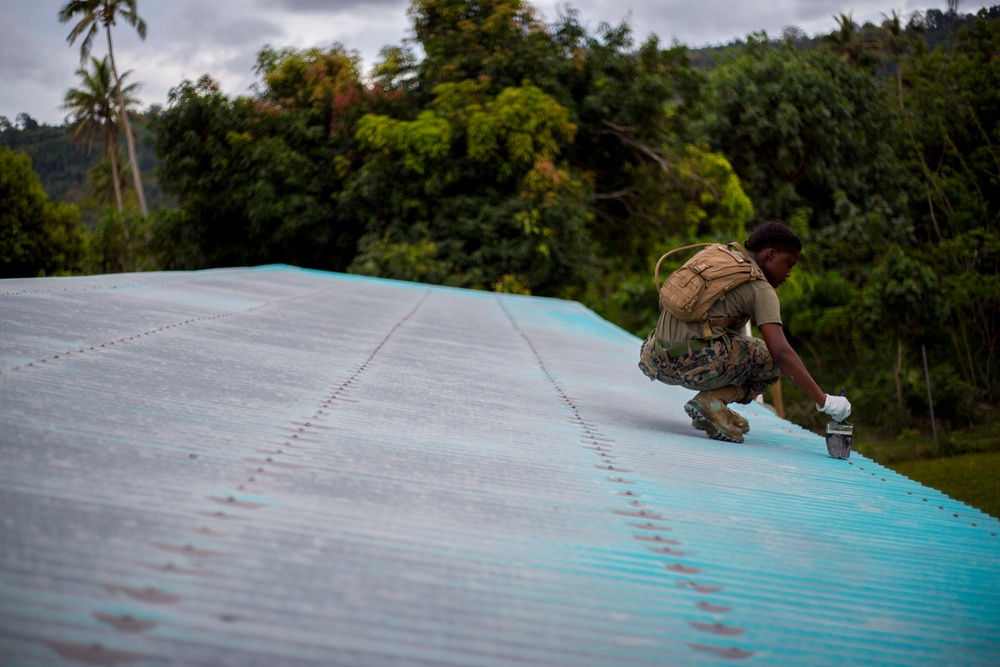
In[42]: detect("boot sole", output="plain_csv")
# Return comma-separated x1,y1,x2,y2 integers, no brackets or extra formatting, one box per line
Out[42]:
684,401,744,443
694,413,750,434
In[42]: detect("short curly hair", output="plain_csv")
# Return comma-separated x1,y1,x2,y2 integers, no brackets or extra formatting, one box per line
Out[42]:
745,221,802,254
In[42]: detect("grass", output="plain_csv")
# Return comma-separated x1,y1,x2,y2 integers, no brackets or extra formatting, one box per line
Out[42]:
888,452,1000,519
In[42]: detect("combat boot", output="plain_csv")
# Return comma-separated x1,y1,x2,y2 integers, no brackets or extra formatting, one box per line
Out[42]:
684,386,745,443
691,407,749,434
725,407,750,433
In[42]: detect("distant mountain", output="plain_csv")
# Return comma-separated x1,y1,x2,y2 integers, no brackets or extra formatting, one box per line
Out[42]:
0,117,94,204
0,111,166,218
685,5,999,69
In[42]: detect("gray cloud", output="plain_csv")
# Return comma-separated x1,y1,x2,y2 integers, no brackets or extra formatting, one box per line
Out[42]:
0,16,49,81
164,1,285,49
0,11,105,124
3,0,988,125
259,0,406,11
537,0,933,47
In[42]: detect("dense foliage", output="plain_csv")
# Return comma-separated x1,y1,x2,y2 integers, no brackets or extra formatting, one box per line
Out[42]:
2,1,998,442
0,147,89,277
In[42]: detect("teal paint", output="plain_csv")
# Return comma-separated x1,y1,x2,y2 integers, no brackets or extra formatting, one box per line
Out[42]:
1,266,997,666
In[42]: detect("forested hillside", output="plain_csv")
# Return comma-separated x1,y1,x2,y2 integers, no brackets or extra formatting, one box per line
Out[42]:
2,1,998,458
0,111,165,212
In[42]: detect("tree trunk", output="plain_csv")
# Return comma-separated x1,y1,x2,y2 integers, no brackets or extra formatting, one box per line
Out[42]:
893,337,904,409
106,27,148,217
896,63,904,112
109,144,124,211
105,125,124,211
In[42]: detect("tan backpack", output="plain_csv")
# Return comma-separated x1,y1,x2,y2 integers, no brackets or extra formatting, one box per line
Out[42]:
654,242,765,339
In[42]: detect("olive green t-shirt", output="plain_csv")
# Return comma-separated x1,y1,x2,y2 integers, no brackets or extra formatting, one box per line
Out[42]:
654,266,782,343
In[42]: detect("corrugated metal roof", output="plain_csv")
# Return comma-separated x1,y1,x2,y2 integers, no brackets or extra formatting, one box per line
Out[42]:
1,264,998,666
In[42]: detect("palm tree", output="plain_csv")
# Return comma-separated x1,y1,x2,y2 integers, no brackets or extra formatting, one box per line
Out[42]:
59,0,149,216
62,56,141,211
879,11,925,110
88,147,132,210
823,12,880,67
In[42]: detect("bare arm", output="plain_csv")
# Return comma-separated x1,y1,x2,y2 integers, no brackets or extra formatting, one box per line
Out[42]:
759,322,826,406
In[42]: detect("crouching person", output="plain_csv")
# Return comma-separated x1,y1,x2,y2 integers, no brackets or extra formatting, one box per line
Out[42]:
638,221,851,443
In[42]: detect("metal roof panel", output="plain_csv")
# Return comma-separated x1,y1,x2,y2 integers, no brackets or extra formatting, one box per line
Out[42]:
1,265,997,666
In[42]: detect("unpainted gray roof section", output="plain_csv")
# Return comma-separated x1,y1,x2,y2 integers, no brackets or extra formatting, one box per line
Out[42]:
1,265,998,666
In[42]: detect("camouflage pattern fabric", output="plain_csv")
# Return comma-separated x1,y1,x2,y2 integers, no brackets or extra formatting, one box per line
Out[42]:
638,332,780,404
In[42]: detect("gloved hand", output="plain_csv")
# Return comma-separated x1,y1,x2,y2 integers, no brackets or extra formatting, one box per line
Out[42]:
817,394,852,422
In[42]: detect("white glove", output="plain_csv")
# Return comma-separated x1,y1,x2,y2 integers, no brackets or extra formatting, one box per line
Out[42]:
817,394,852,422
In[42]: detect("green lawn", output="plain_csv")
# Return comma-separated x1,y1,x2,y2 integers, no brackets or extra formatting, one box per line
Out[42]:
888,452,1000,520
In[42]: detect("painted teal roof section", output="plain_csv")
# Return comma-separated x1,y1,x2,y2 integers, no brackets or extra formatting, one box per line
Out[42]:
1,265,998,666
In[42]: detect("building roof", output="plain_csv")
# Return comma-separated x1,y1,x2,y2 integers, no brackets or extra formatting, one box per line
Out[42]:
1,265,998,666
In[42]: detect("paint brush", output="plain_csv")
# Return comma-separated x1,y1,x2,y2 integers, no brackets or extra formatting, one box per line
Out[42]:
825,388,853,460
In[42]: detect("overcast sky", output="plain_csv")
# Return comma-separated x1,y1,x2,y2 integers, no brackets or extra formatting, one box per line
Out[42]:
1,0,985,126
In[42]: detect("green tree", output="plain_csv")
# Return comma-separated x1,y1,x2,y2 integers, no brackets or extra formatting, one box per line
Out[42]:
894,10,1000,401
254,44,367,137
408,0,559,95
877,10,925,109
93,207,156,272
62,55,141,210
339,2,596,293
550,16,749,255
929,230,1000,401
900,9,1000,242
350,3,750,304
86,147,130,208
59,0,149,216
153,49,368,271
822,12,881,68
0,147,89,277
697,35,902,246
858,246,945,409
152,76,273,268
348,78,594,295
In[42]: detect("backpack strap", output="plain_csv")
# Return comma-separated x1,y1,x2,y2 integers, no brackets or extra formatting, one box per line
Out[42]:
653,243,712,290
726,241,751,261
729,241,765,280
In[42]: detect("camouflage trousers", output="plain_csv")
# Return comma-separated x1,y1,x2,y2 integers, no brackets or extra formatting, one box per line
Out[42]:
638,331,780,404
